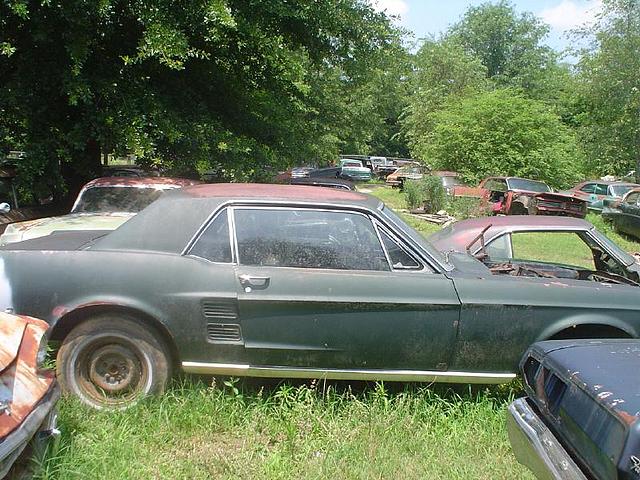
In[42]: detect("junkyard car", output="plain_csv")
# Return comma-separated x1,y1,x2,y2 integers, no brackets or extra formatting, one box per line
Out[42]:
429,216,640,285
565,180,639,213
4,184,640,409
603,187,640,240
453,177,588,218
0,312,59,477
507,339,640,480
338,159,372,181
385,163,426,188
0,176,200,245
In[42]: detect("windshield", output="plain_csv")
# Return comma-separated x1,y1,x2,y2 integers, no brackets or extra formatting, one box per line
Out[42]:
610,184,635,197
507,178,550,192
72,186,166,213
589,228,635,266
380,205,449,268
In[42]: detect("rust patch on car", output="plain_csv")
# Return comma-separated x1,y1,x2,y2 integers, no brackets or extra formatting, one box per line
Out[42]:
0,313,55,437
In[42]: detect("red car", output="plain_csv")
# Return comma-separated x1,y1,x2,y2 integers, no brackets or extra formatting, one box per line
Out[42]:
563,180,639,213
452,176,588,218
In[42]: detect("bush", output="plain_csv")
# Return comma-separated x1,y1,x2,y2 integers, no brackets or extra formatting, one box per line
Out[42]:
404,176,446,213
446,196,490,219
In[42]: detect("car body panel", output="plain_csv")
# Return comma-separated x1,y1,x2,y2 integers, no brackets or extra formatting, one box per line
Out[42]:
452,177,587,218
565,180,640,213
0,312,59,477
3,184,640,385
509,340,640,480
339,159,372,181
603,187,640,240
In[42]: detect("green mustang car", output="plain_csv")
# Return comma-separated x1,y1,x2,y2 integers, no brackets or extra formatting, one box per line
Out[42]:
1,184,639,408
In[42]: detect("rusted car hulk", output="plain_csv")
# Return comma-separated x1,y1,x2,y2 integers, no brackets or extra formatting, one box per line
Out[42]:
1,184,639,409
453,177,588,218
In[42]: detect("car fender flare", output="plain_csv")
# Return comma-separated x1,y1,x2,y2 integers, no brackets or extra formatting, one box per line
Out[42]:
536,314,637,341
48,295,178,363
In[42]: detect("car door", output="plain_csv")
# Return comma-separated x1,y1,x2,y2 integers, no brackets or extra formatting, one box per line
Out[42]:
231,205,460,371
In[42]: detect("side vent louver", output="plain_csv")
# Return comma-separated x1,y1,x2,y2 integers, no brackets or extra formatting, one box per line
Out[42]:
207,323,242,343
202,300,242,343
202,300,238,320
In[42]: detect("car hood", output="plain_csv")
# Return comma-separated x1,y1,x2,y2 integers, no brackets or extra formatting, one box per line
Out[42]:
0,212,134,245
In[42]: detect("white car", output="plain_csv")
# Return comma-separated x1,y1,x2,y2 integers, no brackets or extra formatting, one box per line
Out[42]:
0,176,200,245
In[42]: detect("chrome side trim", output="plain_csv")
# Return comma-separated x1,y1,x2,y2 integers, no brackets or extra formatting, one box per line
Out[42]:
181,362,516,384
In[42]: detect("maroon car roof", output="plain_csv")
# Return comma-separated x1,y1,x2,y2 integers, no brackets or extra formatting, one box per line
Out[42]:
82,177,201,189
181,183,368,202
429,215,594,253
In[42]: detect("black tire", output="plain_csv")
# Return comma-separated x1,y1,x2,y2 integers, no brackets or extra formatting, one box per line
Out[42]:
56,314,171,409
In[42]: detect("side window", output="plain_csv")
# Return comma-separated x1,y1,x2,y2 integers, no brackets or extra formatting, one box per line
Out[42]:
511,231,595,269
580,183,596,194
485,234,512,259
378,228,421,270
234,208,390,271
625,192,640,205
189,209,232,263
595,184,609,195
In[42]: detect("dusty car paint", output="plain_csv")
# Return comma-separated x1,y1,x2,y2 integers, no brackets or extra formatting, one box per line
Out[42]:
4,184,640,403
508,340,640,480
603,187,640,240
0,312,59,477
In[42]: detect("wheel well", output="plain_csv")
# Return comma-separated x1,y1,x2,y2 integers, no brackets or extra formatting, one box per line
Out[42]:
50,305,179,369
549,324,632,340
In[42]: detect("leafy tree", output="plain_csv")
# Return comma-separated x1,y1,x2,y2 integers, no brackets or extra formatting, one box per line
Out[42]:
0,0,403,198
572,0,640,178
447,1,557,95
402,39,487,162
416,89,583,188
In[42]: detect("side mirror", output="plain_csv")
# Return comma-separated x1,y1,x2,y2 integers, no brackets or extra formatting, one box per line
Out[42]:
0,203,10,214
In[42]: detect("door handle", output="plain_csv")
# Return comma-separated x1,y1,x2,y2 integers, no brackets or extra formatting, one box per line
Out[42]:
238,274,270,291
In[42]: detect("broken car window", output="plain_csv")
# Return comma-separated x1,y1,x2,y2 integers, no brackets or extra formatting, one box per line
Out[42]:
378,228,421,270
234,208,389,271
189,209,232,263
511,232,595,270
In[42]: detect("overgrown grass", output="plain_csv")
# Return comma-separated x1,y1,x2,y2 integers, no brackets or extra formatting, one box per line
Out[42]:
34,379,532,480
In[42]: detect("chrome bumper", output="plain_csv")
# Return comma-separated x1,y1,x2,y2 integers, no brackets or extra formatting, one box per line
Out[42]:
506,398,587,480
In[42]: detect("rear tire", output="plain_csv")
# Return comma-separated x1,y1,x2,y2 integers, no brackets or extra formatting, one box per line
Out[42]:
56,314,171,409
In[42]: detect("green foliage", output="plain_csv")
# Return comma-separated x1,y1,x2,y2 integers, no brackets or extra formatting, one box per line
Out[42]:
0,0,407,193
446,196,490,220
415,89,583,188
447,0,556,94
572,0,640,177
403,176,446,213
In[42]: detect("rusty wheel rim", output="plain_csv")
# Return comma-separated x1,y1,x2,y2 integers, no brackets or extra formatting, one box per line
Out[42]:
75,336,150,407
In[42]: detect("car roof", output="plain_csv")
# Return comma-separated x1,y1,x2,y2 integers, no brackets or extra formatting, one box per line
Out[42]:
93,183,384,255
82,176,201,189
577,180,638,186
530,340,640,425
429,215,593,252
177,183,369,203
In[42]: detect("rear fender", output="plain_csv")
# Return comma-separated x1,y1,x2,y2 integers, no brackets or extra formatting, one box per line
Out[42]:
536,314,636,342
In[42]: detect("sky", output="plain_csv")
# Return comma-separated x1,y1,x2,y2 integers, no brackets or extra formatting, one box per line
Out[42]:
371,0,603,55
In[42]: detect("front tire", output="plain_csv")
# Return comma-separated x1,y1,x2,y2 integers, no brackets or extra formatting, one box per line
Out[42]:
56,314,171,409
